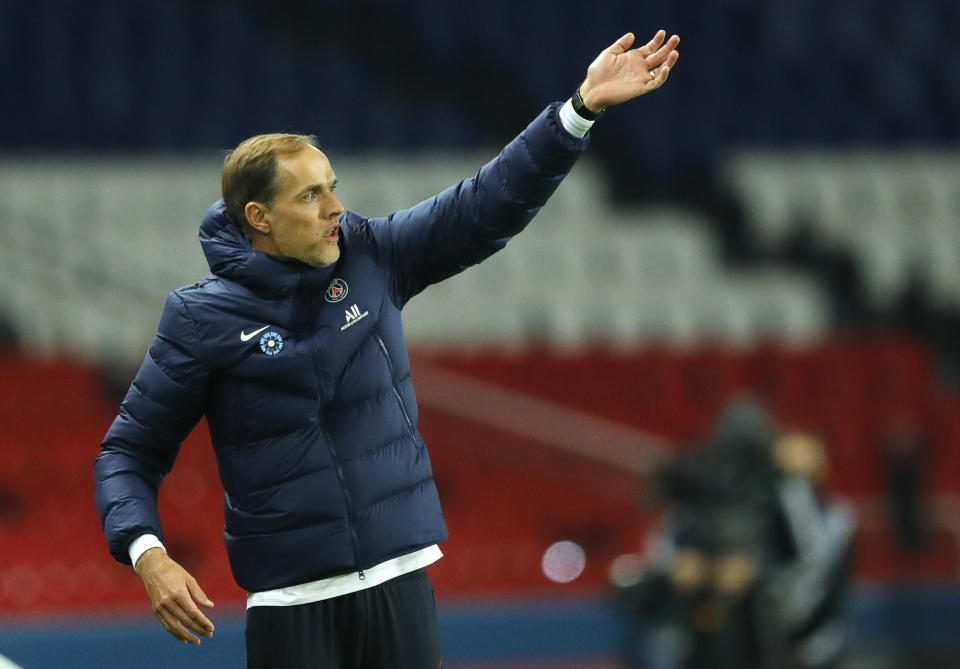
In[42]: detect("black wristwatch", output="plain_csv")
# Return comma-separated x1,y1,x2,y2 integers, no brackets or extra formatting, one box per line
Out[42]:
572,86,605,121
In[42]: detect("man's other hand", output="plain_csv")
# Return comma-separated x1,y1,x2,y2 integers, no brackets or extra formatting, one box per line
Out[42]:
579,29,680,112
136,547,216,645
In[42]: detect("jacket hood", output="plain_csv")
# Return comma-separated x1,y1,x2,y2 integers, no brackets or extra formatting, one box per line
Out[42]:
199,200,337,298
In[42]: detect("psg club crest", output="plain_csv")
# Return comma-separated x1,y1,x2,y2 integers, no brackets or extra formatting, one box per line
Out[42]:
325,278,349,303
259,331,284,356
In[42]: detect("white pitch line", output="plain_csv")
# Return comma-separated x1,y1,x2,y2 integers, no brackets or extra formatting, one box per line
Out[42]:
412,362,668,473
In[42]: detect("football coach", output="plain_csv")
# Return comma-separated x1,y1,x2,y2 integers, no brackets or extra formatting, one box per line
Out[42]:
95,28,680,668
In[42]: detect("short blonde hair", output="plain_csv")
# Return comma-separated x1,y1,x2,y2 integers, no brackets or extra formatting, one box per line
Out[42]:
221,133,319,239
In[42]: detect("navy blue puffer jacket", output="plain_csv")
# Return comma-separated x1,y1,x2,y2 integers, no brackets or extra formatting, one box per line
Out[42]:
94,103,588,592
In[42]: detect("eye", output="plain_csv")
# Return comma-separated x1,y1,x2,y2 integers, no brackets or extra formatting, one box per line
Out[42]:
303,191,317,201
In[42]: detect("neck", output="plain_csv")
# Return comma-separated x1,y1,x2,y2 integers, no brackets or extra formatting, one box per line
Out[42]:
252,234,281,257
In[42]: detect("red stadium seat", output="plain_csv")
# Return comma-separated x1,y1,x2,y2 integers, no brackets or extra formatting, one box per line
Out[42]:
2,337,958,613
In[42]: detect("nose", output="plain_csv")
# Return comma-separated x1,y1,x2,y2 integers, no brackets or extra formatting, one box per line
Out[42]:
319,192,344,223
328,192,345,219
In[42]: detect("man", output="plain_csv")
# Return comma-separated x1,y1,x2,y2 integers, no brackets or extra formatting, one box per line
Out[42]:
94,29,680,667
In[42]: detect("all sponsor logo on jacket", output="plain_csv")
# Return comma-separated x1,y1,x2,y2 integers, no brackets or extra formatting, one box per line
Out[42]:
340,304,369,331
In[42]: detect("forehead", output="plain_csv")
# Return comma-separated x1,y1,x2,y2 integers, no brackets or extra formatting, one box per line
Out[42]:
275,146,335,192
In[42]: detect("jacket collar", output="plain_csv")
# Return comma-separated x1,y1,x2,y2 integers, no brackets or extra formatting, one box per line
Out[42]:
199,200,338,298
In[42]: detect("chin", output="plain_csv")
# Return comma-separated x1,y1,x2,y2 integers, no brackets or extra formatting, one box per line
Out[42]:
309,248,340,267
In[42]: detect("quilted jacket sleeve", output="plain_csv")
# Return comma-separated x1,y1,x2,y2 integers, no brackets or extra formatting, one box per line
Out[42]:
94,292,209,565
369,102,589,307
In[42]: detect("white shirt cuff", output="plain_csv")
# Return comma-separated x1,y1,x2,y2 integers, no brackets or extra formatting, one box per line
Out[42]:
559,98,595,138
129,534,166,570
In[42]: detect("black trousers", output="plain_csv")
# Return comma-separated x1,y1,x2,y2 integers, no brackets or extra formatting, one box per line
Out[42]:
245,569,443,669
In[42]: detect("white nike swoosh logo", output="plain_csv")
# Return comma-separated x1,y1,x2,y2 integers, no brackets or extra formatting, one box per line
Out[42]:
240,325,270,342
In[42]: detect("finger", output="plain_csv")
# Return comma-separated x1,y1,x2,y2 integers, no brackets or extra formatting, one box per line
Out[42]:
649,50,680,82
608,32,635,54
176,592,216,638
156,605,202,645
645,34,680,68
652,60,675,89
665,49,680,70
168,596,215,641
642,29,667,54
655,66,669,88
187,575,216,610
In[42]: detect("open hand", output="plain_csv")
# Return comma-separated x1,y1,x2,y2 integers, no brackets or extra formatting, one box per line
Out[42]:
136,548,216,645
579,30,680,112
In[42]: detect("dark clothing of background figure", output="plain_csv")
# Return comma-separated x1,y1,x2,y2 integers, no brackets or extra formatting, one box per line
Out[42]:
617,400,852,669
881,415,933,555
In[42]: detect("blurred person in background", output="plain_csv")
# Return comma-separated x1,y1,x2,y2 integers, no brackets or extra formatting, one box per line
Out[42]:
93,29,680,668
612,398,854,669
880,411,934,559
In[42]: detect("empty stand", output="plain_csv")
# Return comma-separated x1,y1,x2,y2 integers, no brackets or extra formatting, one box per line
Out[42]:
726,150,960,310
0,156,832,367
2,333,959,615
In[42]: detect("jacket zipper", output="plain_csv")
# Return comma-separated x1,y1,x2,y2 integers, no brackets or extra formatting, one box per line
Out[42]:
309,273,364,578
374,333,414,432
320,423,362,571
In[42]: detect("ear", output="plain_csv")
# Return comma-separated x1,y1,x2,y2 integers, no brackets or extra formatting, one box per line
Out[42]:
244,201,271,235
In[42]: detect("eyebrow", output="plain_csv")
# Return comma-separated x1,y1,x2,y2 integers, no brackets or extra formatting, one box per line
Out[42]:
296,178,338,196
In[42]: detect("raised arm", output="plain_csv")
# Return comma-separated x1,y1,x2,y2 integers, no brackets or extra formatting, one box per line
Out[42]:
368,28,680,306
